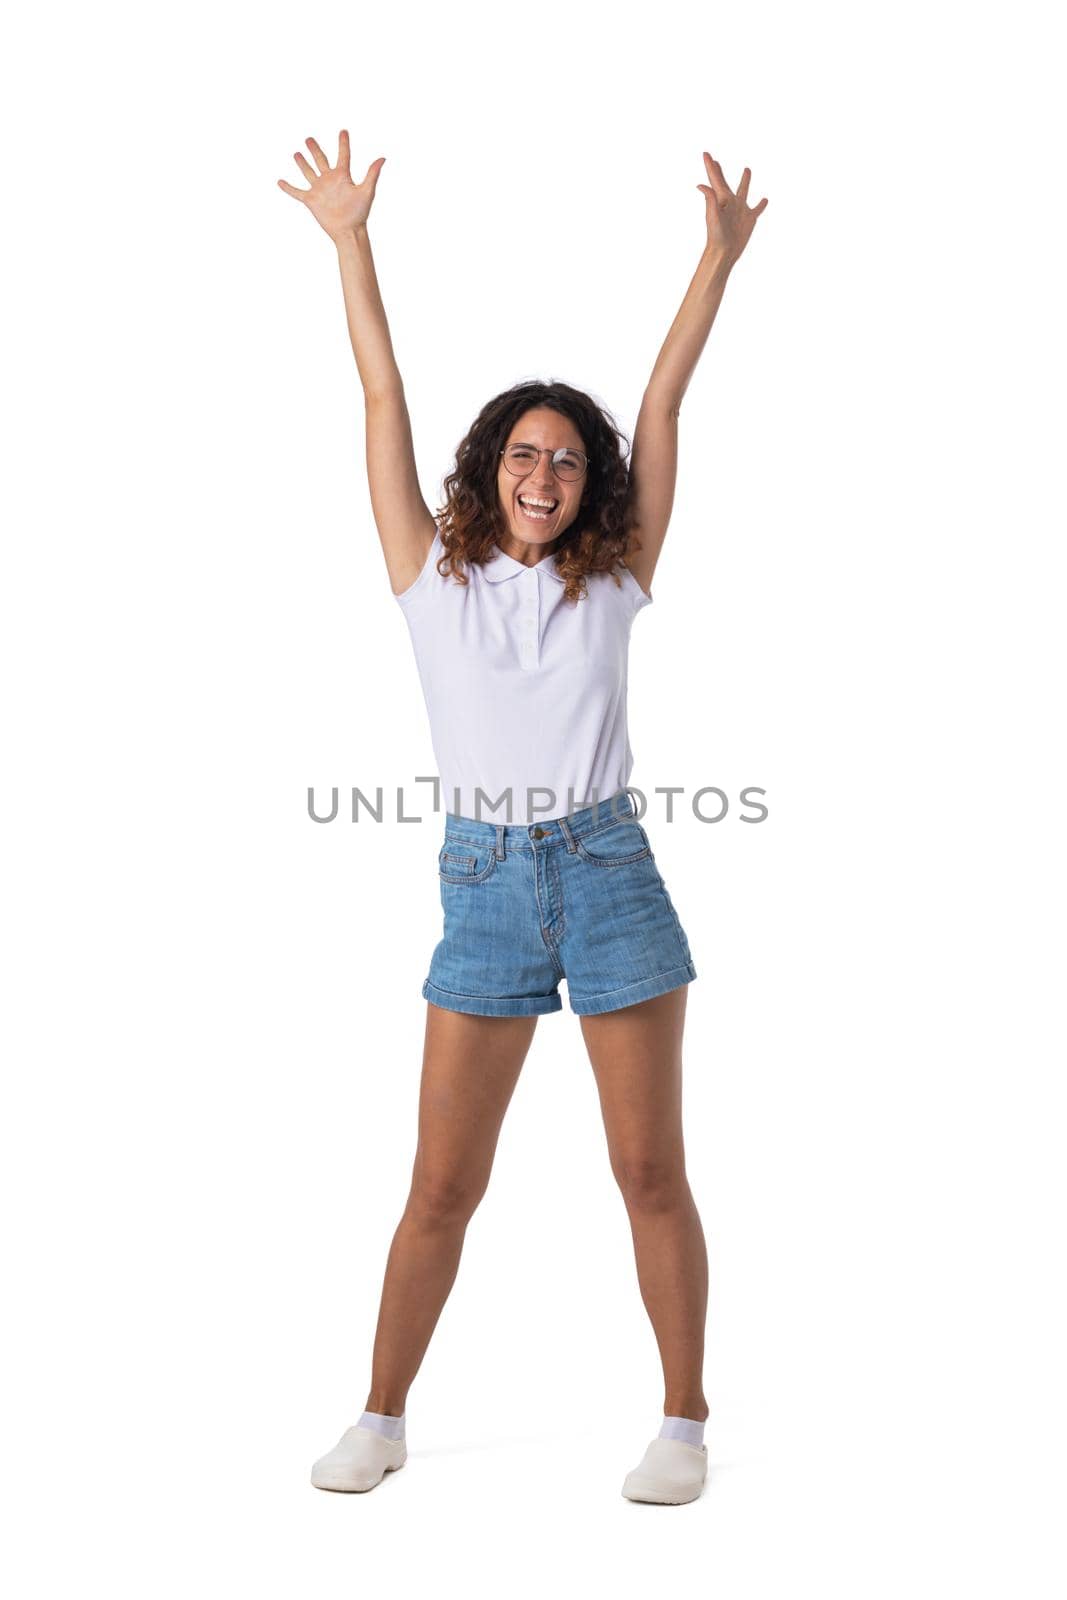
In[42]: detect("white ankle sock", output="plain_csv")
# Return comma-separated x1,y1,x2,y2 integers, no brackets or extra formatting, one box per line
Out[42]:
358,1409,405,1441
659,1414,706,1448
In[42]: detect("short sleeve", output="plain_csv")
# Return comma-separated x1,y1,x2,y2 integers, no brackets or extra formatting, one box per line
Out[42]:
619,564,653,615
394,529,443,609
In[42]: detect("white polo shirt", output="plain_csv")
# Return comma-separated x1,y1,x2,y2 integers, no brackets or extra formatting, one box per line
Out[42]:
394,528,653,823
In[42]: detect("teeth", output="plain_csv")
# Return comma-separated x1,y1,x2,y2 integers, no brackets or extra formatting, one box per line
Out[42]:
519,495,557,512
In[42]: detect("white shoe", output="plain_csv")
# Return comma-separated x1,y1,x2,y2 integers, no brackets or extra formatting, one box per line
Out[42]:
621,1436,708,1504
311,1424,407,1493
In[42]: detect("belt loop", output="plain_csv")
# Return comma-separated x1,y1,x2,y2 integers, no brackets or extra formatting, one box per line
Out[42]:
495,824,506,860
557,815,578,853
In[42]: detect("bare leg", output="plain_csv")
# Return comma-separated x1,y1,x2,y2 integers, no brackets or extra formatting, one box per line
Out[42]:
580,985,709,1421
364,1002,538,1415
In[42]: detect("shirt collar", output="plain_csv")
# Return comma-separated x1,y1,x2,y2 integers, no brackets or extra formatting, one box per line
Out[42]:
481,544,567,584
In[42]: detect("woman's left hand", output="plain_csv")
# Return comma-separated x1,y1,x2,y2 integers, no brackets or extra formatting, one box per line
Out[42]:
697,153,768,266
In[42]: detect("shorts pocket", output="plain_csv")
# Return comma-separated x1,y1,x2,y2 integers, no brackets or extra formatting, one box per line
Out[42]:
438,840,499,884
573,818,653,867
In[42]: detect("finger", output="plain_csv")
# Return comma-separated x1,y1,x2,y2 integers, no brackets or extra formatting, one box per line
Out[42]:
305,136,330,175
702,151,731,204
710,154,735,197
737,167,752,204
293,151,317,183
364,155,386,188
277,178,309,201
337,128,352,175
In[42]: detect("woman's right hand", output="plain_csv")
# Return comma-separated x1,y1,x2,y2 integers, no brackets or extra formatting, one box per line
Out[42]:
277,131,385,243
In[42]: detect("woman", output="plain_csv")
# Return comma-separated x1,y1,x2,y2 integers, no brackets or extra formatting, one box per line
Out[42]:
278,132,767,1504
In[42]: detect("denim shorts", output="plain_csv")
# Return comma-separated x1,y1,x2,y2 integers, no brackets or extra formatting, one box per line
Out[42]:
422,790,697,1018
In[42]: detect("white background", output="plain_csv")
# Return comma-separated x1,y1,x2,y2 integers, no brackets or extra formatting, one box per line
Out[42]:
3,0,1064,1593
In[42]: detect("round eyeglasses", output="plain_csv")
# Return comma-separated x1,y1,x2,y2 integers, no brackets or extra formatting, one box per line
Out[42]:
500,443,588,482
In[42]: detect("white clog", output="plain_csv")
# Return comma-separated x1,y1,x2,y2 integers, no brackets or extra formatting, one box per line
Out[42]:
621,1436,708,1504
311,1423,407,1492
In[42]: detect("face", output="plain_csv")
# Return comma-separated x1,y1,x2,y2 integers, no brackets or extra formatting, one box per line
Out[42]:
496,407,588,550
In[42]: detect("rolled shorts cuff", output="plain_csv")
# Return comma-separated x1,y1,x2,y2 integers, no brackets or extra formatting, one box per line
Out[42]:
568,961,697,1017
422,978,564,1018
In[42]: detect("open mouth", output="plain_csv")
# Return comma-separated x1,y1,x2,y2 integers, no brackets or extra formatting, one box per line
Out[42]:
517,494,559,523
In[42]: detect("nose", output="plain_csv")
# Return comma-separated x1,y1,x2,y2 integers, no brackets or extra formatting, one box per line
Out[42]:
528,449,561,490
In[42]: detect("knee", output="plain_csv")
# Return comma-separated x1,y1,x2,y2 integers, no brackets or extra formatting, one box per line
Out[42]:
614,1155,688,1214
407,1168,484,1228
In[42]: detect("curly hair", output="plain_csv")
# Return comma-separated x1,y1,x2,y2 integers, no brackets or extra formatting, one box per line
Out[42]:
432,379,643,605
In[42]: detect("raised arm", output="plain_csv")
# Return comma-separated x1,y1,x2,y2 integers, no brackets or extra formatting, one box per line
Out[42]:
625,153,768,599
278,131,436,597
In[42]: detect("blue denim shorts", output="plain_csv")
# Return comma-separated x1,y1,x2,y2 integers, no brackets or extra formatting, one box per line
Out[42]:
422,790,697,1018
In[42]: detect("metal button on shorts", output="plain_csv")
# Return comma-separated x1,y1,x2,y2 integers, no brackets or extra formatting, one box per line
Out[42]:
422,790,697,1017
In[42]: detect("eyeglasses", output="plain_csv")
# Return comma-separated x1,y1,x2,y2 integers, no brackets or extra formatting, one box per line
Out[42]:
500,443,588,482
